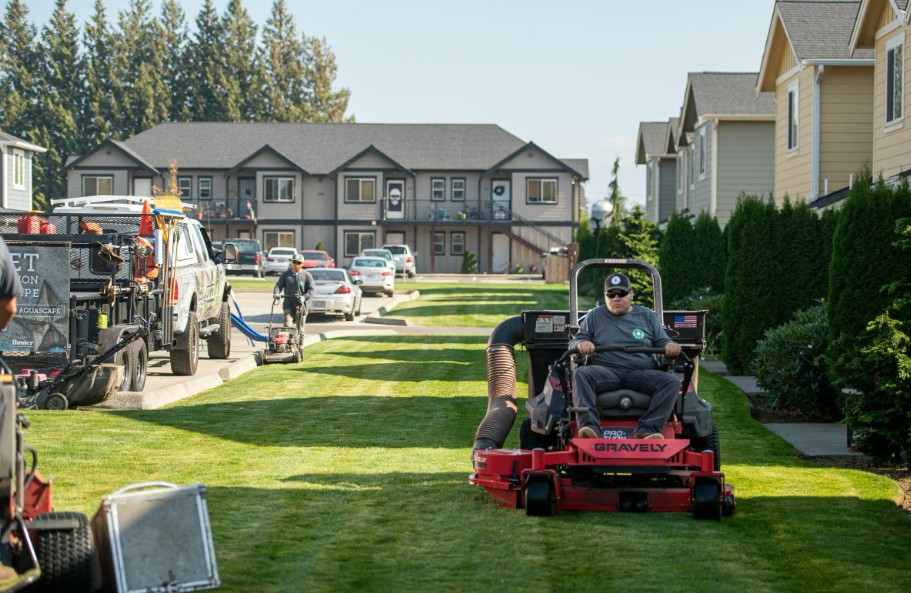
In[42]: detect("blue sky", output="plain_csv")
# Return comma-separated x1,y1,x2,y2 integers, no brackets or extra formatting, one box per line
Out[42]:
26,0,777,210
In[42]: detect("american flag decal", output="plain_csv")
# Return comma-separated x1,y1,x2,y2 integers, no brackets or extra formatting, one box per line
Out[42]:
674,314,698,329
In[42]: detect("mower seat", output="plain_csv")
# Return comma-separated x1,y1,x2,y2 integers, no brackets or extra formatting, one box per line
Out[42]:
595,389,652,418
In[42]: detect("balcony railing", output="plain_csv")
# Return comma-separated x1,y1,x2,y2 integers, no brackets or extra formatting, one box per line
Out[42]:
380,199,512,222
189,198,258,222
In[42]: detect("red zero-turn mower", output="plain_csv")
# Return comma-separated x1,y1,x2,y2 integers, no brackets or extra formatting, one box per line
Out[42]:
469,258,735,520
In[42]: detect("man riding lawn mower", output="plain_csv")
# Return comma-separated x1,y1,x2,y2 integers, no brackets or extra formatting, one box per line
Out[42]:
264,254,314,364
470,259,735,520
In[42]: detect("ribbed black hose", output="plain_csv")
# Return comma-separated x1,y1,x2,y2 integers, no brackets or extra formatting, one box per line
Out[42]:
473,316,525,450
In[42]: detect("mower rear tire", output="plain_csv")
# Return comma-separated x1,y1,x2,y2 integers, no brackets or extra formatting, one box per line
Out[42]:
525,478,556,517
692,477,723,521
45,393,68,411
170,312,199,376
207,302,232,359
692,422,721,472
130,338,148,392
31,511,94,593
519,418,559,451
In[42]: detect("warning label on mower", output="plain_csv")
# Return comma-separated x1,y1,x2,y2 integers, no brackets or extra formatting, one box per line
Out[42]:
535,315,554,333
553,315,566,332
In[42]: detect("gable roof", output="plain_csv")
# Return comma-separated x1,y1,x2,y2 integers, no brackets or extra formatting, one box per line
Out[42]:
559,158,589,180
223,144,310,179
664,117,680,154
479,141,586,179
64,138,158,175
852,0,905,49
678,73,776,141
0,130,46,152
327,144,414,178
635,122,671,164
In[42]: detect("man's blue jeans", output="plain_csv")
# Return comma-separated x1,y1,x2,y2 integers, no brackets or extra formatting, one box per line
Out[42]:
572,365,681,435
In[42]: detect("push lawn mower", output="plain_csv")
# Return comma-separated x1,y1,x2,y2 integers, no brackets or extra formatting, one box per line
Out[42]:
262,296,305,365
470,258,735,520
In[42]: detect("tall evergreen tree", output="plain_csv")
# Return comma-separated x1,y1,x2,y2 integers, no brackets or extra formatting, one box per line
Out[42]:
156,0,190,121
618,206,659,308
220,0,261,121
305,35,352,122
186,0,223,121
658,211,695,304
692,211,726,293
0,0,40,137
261,0,307,121
607,156,626,225
592,224,623,297
82,0,118,141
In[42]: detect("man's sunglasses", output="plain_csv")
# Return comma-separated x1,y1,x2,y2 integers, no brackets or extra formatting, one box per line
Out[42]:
606,290,630,299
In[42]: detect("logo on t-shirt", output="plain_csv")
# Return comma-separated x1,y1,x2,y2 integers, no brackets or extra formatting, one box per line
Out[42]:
632,328,645,340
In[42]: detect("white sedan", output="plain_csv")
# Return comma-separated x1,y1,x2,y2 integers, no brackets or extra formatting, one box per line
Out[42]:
307,268,363,321
264,247,297,275
348,257,395,296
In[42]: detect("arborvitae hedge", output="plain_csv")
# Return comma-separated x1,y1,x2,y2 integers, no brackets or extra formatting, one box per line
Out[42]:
779,198,827,318
827,171,911,389
658,212,695,305
692,211,726,293
722,196,782,374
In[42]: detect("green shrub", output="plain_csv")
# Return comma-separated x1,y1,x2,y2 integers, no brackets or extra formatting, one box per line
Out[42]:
692,212,725,293
316,239,324,250
460,251,478,274
514,265,524,274
751,304,837,416
658,212,695,304
670,287,723,359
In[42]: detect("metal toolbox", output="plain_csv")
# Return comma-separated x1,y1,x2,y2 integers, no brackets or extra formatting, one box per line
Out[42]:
92,482,220,593
662,310,707,347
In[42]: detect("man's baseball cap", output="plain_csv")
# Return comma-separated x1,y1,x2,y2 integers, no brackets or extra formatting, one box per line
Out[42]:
291,254,304,263
604,273,632,293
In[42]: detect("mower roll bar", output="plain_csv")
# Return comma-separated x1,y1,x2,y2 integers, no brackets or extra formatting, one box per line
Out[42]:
569,258,664,328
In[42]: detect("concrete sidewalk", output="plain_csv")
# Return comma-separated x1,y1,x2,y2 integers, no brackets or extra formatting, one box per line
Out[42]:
701,359,861,459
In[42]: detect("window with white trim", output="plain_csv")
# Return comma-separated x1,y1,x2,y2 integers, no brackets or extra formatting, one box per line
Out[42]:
345,177,374,203
265,177,294,202
434,231,445,255
451,178,465,201
788,80,799,150
677,150,684,192
264,231,294,252
198,176,212,200
451,232,465,255
431,178,445,201
344,231,375,256
178,176,192,199
12,151,25,189
83,175,113,196
699,128,706,176
689,146,694,189
887,35,904,125
527,179,557,204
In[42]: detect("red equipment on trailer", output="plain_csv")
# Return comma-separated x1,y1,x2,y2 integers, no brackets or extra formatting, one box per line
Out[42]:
470,258,736,520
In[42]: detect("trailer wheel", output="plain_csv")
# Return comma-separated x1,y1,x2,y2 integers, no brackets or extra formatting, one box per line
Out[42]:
170,312,199,376
207,302,231,359
117,343,134,392
31,511,94,593
130,338,148,392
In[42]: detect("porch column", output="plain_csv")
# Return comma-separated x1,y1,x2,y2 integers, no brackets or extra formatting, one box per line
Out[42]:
486,224,493,274
430,225,436,274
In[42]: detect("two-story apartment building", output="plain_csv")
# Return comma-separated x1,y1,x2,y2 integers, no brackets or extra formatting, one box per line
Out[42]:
0,131,46,211
62,123,588,273
757,1,875,205
675,73,777,227
851,0,911,179
635,119,678,224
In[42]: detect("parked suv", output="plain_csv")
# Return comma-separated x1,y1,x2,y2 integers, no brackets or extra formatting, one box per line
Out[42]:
224,238,265,277
381,244,416,278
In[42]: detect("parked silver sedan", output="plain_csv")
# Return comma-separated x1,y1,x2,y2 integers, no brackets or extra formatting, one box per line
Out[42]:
307,268,363,321
348,257,395,296
264,247,297,275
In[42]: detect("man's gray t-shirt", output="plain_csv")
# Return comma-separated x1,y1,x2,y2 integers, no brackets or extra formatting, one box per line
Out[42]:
570,305,672,370
273,269,315,313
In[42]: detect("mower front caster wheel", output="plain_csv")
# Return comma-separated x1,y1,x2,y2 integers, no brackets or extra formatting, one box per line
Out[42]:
524,476,556,517
693,477,723,521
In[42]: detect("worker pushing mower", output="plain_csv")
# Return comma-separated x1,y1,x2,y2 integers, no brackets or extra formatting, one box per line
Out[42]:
470,258,734,520
264,254,314,364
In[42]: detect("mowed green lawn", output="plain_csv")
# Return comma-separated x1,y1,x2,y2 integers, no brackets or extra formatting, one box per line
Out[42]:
25,335,911,592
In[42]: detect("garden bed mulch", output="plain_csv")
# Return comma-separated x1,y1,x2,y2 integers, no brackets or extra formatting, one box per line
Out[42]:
746,394,840,424
808,456,911,514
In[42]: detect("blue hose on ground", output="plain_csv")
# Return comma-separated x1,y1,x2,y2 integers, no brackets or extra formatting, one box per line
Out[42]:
230,296,269,343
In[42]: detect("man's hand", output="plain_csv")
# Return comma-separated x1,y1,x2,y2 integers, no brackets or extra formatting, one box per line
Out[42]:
577,341,596,356
665,343,682,358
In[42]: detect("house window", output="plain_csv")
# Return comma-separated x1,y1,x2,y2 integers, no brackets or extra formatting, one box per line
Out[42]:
431,178,445,201
451,178,465,201
434,231,445,255
178,176,192,199
198,177,212,200
689,146,694,189
345,177,375,203
887,35,904,125
263,231,295,252
451,232,465,255
83,175,113,196
677,150,684,192
646,163,652,199
344,231,375,256
699,128,706,176
527,179,557,204
788,80,799,149
12,151,25,188
265,177,294,202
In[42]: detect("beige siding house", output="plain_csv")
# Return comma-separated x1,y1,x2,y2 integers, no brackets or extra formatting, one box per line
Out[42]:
758,1,875,206
675,73,776,227
635,119,678,224
851,0,911,179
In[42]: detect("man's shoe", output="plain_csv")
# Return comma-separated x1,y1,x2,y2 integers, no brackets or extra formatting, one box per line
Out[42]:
577,426,600,439
628,430,663,439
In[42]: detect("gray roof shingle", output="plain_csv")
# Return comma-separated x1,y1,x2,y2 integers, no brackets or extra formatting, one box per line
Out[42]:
560,158,589,180
777,1,874,60
666,117,680,150
638,122,669,156
121,122,542,174
690,72,776,115
0,131,28,143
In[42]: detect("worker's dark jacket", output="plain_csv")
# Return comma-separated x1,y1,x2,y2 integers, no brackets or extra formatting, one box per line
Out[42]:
273,269,315,314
